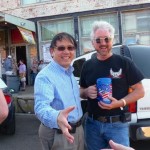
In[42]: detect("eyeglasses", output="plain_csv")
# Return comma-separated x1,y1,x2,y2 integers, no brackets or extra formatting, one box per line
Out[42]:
94,37,112,44
54,46,75,51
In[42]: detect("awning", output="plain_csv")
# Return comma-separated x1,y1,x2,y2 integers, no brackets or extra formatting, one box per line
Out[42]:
18,27,35,44
0,12,35,32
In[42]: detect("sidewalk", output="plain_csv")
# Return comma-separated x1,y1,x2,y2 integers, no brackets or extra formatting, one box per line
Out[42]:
13,86,34,98
12,86,34,114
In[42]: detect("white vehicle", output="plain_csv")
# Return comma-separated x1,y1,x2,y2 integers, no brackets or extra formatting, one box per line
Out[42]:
72,44,150,141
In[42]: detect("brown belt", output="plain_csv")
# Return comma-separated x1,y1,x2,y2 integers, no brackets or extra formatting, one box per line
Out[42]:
88,113,122,123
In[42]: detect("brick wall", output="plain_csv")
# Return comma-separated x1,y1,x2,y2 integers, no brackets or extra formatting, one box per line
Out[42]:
0,0,149,19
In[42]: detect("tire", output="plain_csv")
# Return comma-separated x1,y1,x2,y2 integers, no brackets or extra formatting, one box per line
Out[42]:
6,104,16,135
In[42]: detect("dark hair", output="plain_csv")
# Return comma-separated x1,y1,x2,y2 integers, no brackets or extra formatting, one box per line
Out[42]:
20,59,24,63
50,32,77,49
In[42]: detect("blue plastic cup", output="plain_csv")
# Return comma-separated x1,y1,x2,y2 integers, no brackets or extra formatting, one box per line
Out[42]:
96,78,112,104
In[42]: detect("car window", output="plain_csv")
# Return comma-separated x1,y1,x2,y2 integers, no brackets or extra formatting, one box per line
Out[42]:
112,46,121,55
73,58,86,77
129,46,150,78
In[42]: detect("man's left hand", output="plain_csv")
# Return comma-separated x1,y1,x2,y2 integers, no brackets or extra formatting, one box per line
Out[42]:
98,96,122,110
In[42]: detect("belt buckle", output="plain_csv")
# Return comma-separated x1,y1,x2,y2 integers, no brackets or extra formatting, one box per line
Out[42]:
76,120,81,127
110,115,120,123
57,129,63,134
69,124,76,133
98,116,107,123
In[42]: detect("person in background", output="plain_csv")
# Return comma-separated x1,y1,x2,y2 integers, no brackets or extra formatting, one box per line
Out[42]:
1,59,7,83
101,140,135,150
18,59,26,91
79,21,144,150
0,78,8,124
30,59,38,85
3,55,13,83
3,55,13,75
34,32,84,150
38,59,46,72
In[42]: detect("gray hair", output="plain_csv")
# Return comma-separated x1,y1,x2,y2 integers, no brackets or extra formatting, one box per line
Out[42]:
90,21,115,40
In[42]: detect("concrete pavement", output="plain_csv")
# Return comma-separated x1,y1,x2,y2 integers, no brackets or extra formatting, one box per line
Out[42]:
0,113,42,150
0,86,42,150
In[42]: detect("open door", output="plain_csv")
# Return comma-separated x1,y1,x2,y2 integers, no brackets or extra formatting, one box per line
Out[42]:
16,46,28,84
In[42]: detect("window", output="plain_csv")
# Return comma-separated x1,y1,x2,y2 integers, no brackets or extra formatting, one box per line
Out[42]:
137,11,150,32
40,19,74,41
73,58,86,78
21,0,70,5
39,18,74,62
79,13,119,55
122,9,150,45
22,0,49,5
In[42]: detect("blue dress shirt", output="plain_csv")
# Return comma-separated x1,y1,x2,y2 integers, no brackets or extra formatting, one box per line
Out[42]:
34,60,83,129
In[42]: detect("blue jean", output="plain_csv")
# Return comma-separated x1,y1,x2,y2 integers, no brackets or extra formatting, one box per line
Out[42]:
30,73,37,85
85,116,129,150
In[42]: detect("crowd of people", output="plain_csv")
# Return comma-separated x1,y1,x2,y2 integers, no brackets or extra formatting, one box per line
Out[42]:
1,54,47,91
2,57,27,91
34,20,144,150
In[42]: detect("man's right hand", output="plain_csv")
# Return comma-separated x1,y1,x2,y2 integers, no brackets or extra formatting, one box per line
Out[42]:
85,85,97,99
57,106,75,144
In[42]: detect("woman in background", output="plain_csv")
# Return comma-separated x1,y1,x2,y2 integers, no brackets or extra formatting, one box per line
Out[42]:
18,59,26,91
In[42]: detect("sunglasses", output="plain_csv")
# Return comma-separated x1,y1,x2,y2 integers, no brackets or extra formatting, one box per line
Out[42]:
54,46,75,51
94,37,112,44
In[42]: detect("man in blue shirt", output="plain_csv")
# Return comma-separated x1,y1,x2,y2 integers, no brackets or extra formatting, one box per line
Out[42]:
34,32,84,150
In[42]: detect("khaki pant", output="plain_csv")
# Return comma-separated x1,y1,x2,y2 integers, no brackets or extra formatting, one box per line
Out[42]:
39,123,84,150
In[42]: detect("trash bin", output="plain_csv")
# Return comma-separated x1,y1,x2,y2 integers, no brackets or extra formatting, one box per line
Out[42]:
2,74,7,84
6,75,20,93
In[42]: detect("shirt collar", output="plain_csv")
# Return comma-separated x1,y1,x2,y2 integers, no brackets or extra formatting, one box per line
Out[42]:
51,59,74,75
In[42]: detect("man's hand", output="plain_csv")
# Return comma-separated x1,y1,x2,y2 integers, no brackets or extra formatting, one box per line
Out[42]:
101,140,135,150
57,106,75,143
86,85,97,99
98,96,122,110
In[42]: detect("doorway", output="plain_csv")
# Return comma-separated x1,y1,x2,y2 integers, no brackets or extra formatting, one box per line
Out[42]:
16,46,26,64
16,46,28,84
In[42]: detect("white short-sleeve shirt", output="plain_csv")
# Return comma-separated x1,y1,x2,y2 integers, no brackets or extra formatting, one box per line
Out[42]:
0,78,7,89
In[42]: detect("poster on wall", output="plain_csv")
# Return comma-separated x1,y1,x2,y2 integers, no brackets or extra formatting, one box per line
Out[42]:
42,43,53,62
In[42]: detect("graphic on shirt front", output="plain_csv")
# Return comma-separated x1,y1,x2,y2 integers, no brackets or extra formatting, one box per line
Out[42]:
110,68,122,78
